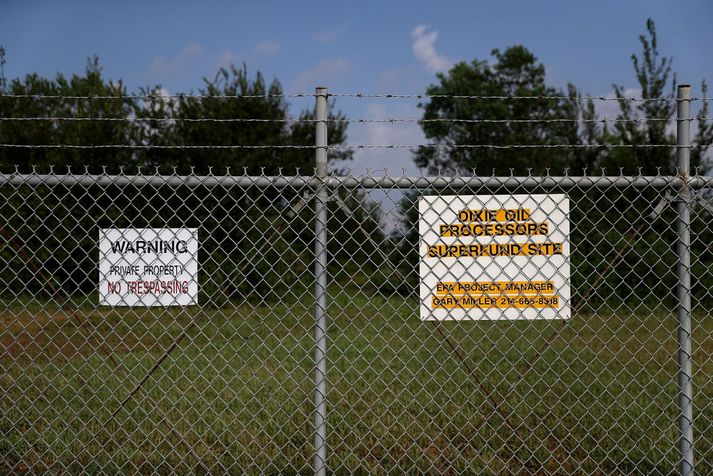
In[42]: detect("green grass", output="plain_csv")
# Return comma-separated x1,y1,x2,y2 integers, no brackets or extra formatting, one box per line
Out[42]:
1,289,713,474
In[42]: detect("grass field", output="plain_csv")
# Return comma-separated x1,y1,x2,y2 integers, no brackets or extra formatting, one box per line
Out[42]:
1,288,713,474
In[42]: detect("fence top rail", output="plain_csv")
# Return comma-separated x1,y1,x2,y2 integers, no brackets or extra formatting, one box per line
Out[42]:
0,173,711,190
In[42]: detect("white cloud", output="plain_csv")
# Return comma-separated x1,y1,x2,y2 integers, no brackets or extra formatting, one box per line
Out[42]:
215,40,280,69
216,50,241,68
292,57,352,91
410,25,452,73
252,39,281,56
312,27,345,44
146,43,205,79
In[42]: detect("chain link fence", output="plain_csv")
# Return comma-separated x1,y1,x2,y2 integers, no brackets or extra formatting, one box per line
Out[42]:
1,88,712,475
1,170,711,474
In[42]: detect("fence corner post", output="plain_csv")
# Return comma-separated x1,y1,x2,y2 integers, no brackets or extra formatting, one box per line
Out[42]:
313,86,329,476
675,83,694,476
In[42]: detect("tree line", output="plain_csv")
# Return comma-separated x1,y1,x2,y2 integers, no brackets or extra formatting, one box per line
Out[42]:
0,19,711,306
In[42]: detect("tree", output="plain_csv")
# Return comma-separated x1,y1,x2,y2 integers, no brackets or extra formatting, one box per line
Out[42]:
0,55,368,304
600,19,713,173
0,55,136,173
0,56,140,297
135,64,351,175
596,19,713,306
130,65,360,304
414,46,582,175
397,20,713,305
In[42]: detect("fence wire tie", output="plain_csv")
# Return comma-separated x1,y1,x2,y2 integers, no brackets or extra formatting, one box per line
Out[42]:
696,195,713,215
286,191,314,218
284,188,345,220
650,191,675,219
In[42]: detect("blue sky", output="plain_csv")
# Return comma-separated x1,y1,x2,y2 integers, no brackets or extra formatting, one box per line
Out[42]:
2,0,712,174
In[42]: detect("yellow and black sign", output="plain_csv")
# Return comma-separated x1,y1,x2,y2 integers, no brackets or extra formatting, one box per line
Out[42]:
418,195,570,321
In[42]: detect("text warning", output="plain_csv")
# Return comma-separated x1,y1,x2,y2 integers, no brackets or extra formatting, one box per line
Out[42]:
419,194,570,320
99,228,198,306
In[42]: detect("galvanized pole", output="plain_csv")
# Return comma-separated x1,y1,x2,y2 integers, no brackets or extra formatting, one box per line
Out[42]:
313,86,329,476
676,84,694,476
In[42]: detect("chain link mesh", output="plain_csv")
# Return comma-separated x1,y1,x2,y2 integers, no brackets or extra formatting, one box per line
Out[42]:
0,172,711,474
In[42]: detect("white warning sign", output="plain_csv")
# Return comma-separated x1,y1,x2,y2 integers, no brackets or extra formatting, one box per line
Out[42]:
419,194,570,320
99,228,198,306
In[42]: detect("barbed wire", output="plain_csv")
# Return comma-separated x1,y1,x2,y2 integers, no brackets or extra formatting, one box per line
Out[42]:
328,93,713,102
0,144,316,150
344,117,707,124
0,143,682,150
0,116,709,124
1,93,711,102
0,116,300,123
0,93,313,100
340,143,681,149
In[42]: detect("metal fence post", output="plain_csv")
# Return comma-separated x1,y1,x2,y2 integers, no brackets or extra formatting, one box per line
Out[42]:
313,86,329,476
675,84,694,476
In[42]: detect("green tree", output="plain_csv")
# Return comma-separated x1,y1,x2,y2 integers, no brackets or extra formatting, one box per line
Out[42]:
135,64,351,174
414,46,583,175
0,55,373,304
0,56,136,172
0,56,139,298
130,65,360,304
593,19,713,306
601,19,712,173
397,20,713,305
158,65,359,302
